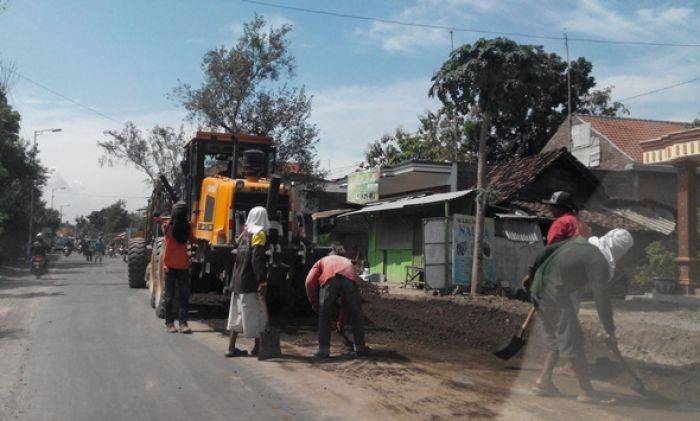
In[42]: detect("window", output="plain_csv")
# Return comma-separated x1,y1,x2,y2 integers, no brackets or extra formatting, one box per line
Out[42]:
203,195,215,222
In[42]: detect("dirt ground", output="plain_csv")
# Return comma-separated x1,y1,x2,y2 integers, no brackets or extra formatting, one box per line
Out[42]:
188,285,700,419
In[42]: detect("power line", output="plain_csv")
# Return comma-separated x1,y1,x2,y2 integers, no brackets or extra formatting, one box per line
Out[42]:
617,76,700,102
242,0,700,48
10,69,124,125
55,190,148,199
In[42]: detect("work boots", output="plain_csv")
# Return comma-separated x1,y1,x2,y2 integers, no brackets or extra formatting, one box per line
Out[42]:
166,323,177,333
179,323,192,334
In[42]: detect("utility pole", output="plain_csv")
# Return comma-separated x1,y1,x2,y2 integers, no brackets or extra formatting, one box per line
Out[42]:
564,32,572,144
26,128,62,258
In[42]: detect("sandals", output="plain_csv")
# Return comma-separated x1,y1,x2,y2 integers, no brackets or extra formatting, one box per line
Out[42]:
224,348,248,358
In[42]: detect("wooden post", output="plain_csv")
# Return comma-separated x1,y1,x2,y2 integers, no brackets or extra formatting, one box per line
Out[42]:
471,111,491,297
675,161,698,295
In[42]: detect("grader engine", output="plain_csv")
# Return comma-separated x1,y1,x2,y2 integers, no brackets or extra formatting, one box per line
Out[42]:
128,131,316,318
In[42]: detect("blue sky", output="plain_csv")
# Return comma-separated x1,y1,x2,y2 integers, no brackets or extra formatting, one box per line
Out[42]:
1,0,699,219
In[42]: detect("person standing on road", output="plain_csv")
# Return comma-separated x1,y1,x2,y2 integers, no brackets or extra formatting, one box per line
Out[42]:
162,201,195,334
543,191,591,245
94,237,106,264
305,247,366,358
225,206,270,357
522,229,633,404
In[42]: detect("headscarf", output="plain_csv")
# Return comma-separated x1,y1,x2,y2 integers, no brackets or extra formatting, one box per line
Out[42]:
245,206,270,235
588,228,634,281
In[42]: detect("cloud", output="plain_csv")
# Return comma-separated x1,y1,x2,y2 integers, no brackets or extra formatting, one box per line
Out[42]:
358,0,478,53
311,79,439,175
13,86,188,221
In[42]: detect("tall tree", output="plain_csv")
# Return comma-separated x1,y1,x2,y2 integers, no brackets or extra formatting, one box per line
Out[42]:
75,200,130,238
431,37,550,295
98,123,187,193
578,86,629,117
172,14,320,179
0,87,49,256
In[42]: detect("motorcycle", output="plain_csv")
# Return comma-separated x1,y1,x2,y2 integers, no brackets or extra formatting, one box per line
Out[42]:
63,246,72,257
31,255,47,279
108,246,116,258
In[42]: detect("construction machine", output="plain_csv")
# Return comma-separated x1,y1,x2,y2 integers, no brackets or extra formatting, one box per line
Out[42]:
127,131,319,317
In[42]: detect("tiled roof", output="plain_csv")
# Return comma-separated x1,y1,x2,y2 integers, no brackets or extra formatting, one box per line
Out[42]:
578,115,689,162
486,147,595,204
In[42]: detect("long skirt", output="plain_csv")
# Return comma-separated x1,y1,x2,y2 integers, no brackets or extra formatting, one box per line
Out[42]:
227,292,267,338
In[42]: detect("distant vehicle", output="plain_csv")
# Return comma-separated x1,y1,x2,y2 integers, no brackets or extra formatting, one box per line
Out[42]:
63,246,72,257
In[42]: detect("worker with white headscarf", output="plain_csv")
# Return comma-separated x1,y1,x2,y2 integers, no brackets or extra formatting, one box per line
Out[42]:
225,206,270,358
523,229,633,404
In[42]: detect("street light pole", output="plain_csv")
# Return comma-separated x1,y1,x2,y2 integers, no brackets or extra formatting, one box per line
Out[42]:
26,128,62,258
59,204,71,224
51,186,67,209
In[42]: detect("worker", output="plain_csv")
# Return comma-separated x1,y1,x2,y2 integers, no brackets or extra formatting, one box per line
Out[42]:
305,245,366,358
543,191,591,245
162,202,195,334
225,206,269,357
94,237,106,264
523,229,633,404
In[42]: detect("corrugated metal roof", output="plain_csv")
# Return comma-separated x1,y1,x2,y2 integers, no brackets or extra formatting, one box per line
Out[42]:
340,190,474,217
496,218,542,242
606,207,676,235
311,208,356,220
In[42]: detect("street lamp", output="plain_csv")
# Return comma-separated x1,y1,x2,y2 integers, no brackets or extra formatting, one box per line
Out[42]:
27,128,62,258
51,186,67,209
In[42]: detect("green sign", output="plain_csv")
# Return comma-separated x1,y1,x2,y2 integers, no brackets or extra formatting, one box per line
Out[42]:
347,169,380,204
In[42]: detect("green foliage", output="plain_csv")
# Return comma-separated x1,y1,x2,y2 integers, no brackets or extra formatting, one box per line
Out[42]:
98,122,186,193
172,14,320,180
632,241,677,288
75,201,130,238
578,86,630,117
0,87,50,256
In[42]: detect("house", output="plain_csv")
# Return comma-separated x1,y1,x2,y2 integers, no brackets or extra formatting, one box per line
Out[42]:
542,114,698,209
543,114,690,170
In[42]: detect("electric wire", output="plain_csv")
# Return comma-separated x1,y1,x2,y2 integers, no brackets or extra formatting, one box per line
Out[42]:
616,76,700,102
241,0,700,47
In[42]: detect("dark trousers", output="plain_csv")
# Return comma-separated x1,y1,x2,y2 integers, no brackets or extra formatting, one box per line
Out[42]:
318,275,365,351
164,268,190,325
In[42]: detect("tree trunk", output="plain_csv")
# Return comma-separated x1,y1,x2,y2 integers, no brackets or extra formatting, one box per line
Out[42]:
470,111,491,297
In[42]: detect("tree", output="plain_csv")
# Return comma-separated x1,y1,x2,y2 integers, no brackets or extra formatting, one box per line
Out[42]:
98,123,187,193
75,201,130,238
363,106,481,167
578,86,629,117
0,86,50,256
431,37,551,296
172,14,320,179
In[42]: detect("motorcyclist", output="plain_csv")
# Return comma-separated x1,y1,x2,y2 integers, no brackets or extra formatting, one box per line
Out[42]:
30,233,50,270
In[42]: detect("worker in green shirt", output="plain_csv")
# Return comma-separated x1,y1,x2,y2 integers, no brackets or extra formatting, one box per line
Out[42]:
523,229,633,404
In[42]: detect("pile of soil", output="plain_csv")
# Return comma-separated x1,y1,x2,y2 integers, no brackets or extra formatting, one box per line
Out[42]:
188,288,700,405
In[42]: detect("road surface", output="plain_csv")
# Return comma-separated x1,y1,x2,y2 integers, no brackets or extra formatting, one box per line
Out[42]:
0,254,312,420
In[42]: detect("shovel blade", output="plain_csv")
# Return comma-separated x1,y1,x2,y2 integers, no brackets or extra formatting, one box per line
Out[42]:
494,336,526,360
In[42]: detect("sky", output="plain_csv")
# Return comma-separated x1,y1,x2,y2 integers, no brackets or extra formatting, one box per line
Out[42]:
1,0,699,221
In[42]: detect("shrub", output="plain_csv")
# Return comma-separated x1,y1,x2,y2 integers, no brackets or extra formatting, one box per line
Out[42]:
632,241,676,289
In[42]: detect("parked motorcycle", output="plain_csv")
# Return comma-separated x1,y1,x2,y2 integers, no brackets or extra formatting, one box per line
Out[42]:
30,255,47,279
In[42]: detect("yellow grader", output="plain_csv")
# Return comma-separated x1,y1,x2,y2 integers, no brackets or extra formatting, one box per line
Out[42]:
127,131,321,317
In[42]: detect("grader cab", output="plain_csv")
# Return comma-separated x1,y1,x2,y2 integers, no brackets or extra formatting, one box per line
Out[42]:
128,131,316,317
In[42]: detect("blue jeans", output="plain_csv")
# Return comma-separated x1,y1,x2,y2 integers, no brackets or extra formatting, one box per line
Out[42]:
164,269,190,325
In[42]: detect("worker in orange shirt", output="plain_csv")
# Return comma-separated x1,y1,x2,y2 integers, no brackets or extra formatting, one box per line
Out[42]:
305,246,366,358
162,202,196,334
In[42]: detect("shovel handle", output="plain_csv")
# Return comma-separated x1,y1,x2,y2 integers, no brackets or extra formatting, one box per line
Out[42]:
518,307,536,337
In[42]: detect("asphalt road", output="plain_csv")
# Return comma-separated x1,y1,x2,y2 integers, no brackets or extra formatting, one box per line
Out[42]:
0,254,312,421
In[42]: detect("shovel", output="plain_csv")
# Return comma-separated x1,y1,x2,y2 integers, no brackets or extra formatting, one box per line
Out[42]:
604,337,653,398
494,307,536,360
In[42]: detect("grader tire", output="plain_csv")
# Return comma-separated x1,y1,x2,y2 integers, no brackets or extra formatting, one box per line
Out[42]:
127,238,148,288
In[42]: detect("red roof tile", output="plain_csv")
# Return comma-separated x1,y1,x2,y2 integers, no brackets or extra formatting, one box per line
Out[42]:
578,115,689,162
